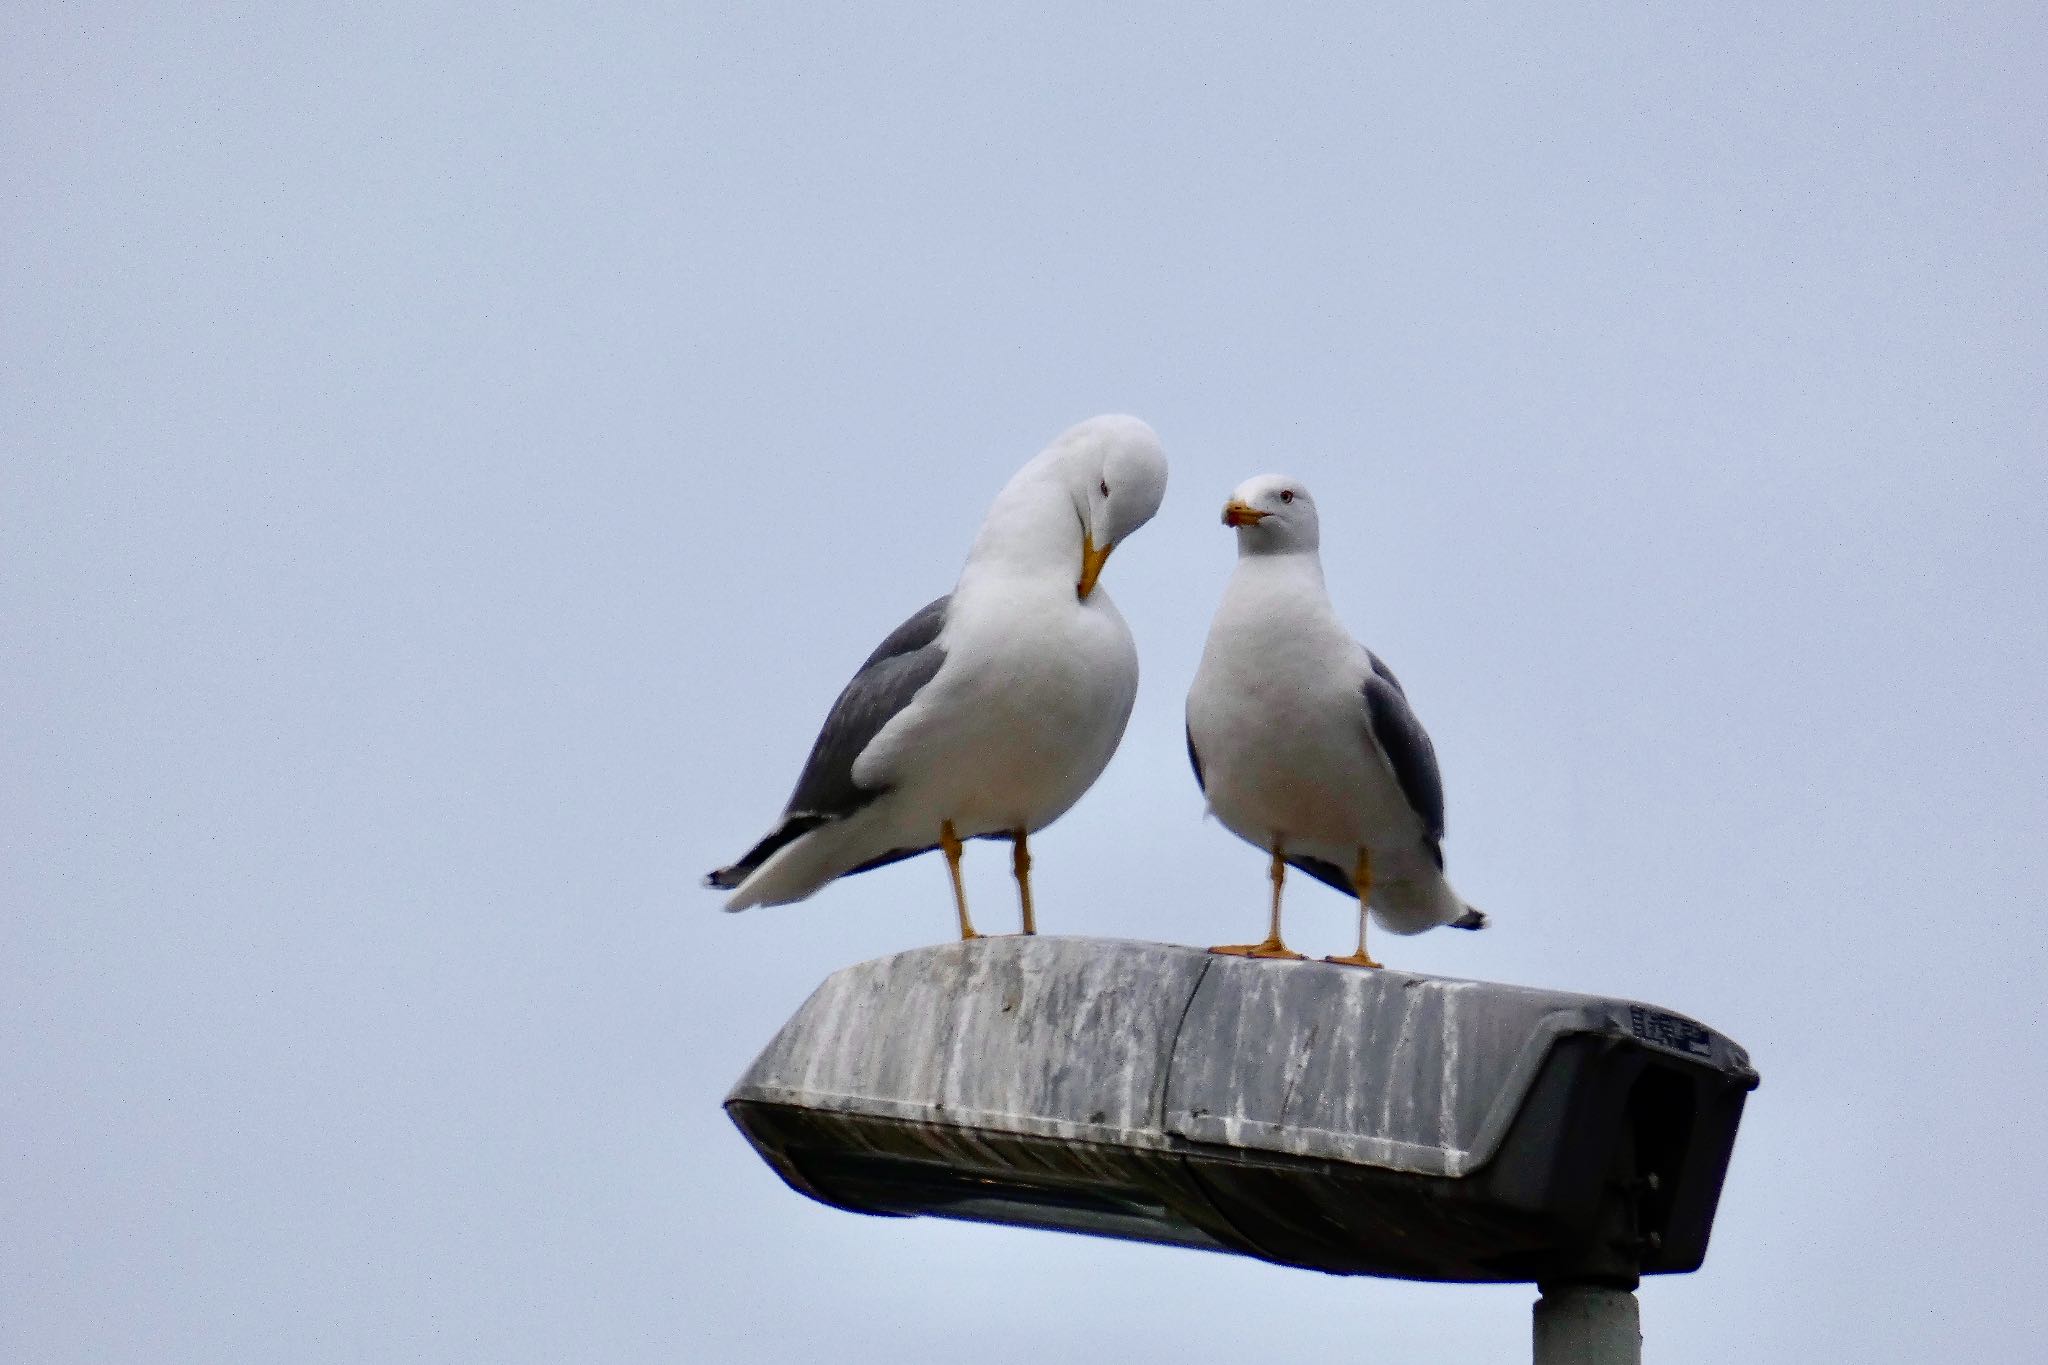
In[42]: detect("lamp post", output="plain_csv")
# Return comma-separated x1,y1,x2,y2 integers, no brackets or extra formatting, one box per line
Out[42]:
727,937,1757,1363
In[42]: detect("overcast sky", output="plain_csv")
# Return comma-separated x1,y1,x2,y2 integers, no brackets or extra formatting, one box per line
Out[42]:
6,5,2045,1362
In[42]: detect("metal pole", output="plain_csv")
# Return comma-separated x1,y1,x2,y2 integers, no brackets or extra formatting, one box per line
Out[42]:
1533,1282,1640,1365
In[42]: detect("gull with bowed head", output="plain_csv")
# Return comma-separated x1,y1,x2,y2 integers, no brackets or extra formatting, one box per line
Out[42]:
707,415,1169,941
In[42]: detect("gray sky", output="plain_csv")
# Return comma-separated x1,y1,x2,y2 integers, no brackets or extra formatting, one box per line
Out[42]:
6,5,2044,1361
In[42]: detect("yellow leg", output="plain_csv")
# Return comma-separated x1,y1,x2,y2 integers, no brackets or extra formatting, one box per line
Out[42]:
1325,848,1382,968
941,820,979,941
1011,829,1036,936
1211,839,1305,960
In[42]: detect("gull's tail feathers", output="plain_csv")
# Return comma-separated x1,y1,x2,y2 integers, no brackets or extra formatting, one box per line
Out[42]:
707,810,934,911
1369,871,1482,937
705,813,835,911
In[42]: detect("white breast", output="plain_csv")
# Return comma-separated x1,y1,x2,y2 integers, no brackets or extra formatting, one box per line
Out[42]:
856,574,1139,838
1187,556,1408,855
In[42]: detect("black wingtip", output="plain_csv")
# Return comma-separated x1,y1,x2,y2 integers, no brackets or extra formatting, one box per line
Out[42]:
1450,906,1488,930
706,867,754,911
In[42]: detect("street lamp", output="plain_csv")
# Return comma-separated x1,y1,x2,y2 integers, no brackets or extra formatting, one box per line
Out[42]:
727,937,1757,1364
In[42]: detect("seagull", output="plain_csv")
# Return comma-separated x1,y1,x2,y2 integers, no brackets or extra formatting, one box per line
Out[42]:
1184,474,1486,967
706,415,1169,939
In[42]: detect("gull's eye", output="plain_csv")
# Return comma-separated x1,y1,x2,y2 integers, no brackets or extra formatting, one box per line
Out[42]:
1279,489,1295,504
1099,479,1110,497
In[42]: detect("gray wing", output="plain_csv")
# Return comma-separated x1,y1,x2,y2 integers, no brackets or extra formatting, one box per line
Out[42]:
785,594,950,818
1362,656,1446,859
705,595,948,889
1185,723,1206,793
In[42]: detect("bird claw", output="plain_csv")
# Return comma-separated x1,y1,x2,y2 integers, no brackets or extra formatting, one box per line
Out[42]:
1209,941,1306,961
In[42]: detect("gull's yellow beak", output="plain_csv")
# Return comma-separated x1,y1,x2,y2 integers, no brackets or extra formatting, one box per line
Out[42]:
1222,499,1268,527
1077,533,1114,600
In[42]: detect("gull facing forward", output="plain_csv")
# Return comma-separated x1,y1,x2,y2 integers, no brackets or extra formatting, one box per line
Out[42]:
1185,475,1485,967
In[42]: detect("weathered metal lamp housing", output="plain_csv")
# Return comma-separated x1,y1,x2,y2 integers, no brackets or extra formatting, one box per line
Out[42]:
726,937,1757,1284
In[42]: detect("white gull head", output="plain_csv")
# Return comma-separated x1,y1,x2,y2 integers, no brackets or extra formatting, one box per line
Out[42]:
1221,473,1320,555
968,414,1169,599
